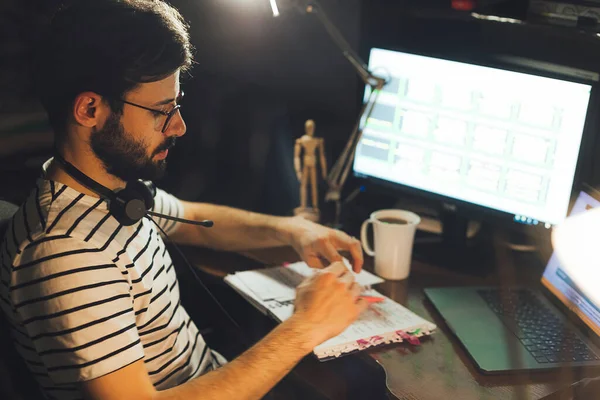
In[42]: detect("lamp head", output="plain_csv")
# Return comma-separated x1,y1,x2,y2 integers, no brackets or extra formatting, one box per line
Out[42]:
268,0,314,17
269,0,280,16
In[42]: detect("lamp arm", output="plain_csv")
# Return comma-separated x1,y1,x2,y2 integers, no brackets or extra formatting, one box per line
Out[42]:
325,87,382,197
338,88,382,185
304,1,386,88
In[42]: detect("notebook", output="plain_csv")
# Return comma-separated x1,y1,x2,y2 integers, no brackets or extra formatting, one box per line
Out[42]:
225,261,437,360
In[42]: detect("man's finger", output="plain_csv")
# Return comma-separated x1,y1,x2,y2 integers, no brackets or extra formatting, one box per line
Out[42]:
348,238,364,273
338,271,356,288
349,282,361,297
324,261,348,276
323,261,349,277
319,240,343,265
305,256,326,270
355,298,369,315
332,231,364,273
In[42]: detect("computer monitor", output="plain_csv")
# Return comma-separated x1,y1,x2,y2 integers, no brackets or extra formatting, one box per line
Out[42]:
353,47,597,242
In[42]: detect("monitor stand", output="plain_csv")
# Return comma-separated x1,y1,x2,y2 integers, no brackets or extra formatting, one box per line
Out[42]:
412,208,496,276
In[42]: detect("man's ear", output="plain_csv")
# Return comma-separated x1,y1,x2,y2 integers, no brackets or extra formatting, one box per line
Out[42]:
72,92,108,128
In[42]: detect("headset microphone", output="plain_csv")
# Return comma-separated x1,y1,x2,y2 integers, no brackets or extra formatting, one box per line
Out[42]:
53,152,214,228
147,211,214,227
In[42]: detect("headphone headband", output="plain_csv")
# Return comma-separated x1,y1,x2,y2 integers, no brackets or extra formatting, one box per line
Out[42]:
53,153,116,202
52,152,213,228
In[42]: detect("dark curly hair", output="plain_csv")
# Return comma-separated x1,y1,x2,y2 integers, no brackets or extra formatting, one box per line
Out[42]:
33,0,194,143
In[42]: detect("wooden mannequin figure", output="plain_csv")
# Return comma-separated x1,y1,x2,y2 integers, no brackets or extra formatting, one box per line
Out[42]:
294,119,328,222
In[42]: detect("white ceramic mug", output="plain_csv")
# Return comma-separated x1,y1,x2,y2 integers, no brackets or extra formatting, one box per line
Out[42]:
360,209,421,280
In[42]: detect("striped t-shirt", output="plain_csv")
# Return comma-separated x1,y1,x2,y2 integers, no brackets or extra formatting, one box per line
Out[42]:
0,162,225,400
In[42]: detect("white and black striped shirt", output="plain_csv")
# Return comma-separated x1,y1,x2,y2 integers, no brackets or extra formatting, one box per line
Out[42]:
0,162,226,400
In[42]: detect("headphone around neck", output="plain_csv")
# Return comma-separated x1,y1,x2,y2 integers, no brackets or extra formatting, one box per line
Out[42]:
53,152,214,228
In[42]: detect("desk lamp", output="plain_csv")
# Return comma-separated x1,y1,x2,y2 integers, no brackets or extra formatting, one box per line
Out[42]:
267,0,388,226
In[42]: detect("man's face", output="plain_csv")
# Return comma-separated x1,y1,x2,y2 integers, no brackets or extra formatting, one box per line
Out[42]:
91,71,186,182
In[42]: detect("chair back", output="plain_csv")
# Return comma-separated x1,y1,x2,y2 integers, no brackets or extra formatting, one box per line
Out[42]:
0,200,17,240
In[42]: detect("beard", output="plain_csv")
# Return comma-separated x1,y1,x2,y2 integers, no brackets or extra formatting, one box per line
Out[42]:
90,112,176,182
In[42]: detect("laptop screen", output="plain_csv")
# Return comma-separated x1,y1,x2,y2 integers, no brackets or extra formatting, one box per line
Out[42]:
542,189,600,337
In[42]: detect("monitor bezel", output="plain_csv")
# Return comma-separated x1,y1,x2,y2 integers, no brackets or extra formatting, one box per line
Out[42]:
353,45,600,232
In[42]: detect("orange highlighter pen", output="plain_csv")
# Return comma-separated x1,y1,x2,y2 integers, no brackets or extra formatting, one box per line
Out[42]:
359,295,385,304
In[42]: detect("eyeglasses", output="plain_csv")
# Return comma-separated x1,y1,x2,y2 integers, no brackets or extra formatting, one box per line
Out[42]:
117,91,184,133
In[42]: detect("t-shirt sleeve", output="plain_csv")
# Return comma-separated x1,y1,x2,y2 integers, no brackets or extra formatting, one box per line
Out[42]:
149,188,185,236
10,237,144,384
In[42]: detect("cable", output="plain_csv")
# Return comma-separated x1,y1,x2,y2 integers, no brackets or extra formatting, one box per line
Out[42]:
145,216,247,339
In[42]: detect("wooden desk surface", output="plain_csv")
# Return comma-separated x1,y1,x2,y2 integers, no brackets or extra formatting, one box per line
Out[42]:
367,265,596,400
180,244,600,400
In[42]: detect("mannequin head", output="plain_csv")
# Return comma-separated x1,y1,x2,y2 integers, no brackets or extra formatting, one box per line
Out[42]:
305,119,315,137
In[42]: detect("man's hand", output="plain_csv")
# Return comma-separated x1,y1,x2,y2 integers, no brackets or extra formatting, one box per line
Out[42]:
284,216,364,272
291,262,369,348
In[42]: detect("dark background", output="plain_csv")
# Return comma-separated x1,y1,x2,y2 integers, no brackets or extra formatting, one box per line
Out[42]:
2,0,600,221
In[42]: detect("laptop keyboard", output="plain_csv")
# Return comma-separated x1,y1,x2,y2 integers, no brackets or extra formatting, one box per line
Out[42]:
478,289,600,364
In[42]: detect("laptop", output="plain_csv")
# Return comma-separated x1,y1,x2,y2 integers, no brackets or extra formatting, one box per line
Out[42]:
424,185,600,374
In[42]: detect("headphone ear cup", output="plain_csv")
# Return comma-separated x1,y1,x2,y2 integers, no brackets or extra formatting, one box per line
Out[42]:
109,196,138,226
111,181,153,226
124,180,155,210
137,180,156,210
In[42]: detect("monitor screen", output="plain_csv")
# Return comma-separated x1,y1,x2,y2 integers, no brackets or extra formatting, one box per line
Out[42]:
353,48,593,227
542,189,600,336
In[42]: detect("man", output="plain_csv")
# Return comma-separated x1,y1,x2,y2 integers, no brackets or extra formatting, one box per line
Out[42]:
0,1,368,399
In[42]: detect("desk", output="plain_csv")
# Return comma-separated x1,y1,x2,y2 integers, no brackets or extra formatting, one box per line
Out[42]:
179,244,599,400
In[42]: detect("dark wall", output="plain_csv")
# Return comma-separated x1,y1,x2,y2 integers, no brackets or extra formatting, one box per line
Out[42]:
170,0,362,118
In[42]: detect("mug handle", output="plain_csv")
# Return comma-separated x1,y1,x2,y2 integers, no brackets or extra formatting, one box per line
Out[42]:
360,219,375,256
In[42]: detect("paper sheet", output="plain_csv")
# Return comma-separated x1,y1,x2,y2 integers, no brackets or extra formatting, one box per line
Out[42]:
287,261,385,288
313,289,436,353
234,260,385,302
224,274,294,321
